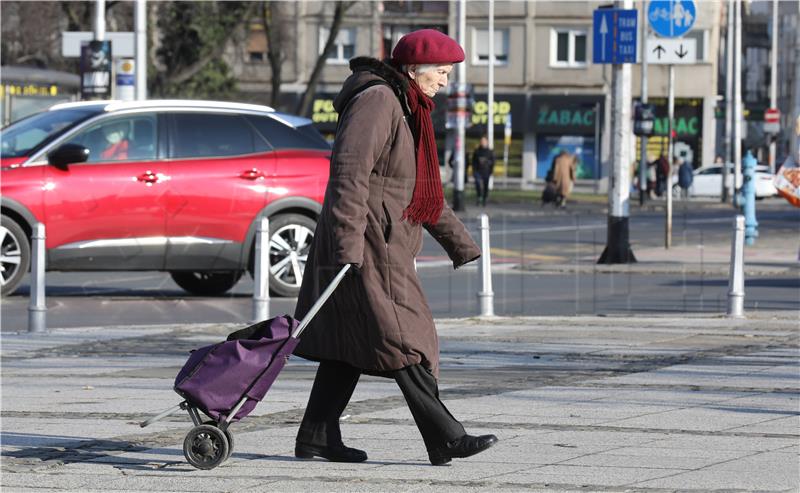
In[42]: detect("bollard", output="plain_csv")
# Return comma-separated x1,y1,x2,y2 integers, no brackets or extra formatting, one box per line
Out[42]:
28,223,46,333
252,216,270,322
741,151,759,245
726,215,745,318
477,214,495,317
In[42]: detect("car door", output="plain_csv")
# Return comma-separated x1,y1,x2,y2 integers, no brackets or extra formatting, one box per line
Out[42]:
42,112,168,269
163,112,275,271
692,166,722,196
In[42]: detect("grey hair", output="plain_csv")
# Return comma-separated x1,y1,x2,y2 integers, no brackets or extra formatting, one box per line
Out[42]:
402,64,439,77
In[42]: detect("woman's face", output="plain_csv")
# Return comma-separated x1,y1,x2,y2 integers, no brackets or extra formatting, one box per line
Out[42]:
409,64,454,97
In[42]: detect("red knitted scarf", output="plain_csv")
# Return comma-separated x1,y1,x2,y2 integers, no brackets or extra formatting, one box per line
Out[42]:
402,80,444,225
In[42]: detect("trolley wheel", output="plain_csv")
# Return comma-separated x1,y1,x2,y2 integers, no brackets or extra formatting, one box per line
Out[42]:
203,420,234,459
183,424,229,470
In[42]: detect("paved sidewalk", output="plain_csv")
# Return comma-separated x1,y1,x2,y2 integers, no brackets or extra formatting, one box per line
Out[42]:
2,314,798,492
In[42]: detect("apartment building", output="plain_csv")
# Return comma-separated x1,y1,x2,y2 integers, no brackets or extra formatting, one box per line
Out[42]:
225,1,724,187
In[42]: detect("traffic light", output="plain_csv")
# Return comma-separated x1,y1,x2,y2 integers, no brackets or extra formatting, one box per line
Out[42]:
634,103,655,136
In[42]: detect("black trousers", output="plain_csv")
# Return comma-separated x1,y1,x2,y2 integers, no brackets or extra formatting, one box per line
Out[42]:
473,172,491,204
297,360,465,452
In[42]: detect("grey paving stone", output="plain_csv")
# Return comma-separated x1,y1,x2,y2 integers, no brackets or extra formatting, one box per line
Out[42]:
490,464,686,487
603,406,789,432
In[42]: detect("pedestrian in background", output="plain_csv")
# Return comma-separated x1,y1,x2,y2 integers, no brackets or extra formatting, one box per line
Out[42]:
655,153,669,197
551,149,577,208
678,157,693,199
292,29,498,467
471,135,495,206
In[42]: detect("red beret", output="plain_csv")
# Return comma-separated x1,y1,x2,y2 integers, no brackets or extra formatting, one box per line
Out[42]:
391,29,465,65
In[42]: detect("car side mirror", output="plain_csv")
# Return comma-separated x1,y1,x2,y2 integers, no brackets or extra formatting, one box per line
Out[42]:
48,143,89,169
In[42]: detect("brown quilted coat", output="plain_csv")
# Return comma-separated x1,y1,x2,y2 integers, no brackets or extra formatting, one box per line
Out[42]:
293,58,480,378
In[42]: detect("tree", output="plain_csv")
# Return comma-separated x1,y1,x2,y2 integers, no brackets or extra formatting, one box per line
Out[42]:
261,2,284,109
295,1,355,116
150,1,255,99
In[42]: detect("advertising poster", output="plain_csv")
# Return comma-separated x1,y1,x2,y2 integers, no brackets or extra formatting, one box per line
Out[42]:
80,40,112,99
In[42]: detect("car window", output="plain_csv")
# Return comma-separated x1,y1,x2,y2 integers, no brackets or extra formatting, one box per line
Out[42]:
1,108,102,158
245,115,330,151
698,167,721,176
172,113,267,158
64,114,157,163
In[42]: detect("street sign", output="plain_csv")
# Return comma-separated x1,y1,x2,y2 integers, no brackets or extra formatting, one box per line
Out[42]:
648,0,696,38
646,37,697,64
764,108,780,134
592,9,638,64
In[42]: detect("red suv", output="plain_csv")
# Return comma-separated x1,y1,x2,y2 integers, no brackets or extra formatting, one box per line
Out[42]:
1,100,331,297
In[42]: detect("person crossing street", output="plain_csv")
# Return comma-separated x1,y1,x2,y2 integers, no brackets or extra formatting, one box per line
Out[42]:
292,29,498,467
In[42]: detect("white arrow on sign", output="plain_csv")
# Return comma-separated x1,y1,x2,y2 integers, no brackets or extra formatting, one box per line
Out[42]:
646,37,697,64
600,14,608,61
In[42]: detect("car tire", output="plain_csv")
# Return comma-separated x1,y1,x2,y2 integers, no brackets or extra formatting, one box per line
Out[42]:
1,216,31,297
255,213,316,298
170,271,243,296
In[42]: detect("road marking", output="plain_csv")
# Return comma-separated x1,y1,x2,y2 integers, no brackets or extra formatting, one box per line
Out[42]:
487,222,606,236
490,247,566,262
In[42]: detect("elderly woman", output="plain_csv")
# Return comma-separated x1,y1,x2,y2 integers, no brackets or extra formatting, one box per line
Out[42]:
293,29,498,466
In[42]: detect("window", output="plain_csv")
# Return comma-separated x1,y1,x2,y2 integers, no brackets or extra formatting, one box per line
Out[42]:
1,108,101,158
472,28,509,65
247,23,267,63
383,25,448,60
551,29,587,67
65,114,157,163
171,113,267,159
246,115,330,151
683,29,706,62
320,26,356,64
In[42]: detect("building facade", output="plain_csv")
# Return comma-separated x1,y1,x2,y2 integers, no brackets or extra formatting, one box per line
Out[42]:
224,1,725,188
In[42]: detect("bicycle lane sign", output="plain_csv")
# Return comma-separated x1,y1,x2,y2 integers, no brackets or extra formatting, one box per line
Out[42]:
648,0,696,38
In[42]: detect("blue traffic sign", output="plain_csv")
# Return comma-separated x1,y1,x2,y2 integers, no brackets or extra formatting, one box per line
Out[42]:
592,9,638,64
648,0,696,38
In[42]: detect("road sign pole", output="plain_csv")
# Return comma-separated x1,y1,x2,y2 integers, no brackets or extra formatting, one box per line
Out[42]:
488,0,495,153
135,0,147,101
639,0,649,206
734,0,743,208
724,0,734,203
666,64,675,250
768,0,778,174
453,0,467,212
598,0,636,265
94,0,106,41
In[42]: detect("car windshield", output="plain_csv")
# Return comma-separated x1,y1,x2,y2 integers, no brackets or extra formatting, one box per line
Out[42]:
1,107,103,158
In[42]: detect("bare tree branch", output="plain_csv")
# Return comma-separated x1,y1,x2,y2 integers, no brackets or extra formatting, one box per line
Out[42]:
295,1,354,116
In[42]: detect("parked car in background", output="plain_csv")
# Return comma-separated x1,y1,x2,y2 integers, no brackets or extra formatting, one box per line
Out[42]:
672,163,778,198
1,100,331,297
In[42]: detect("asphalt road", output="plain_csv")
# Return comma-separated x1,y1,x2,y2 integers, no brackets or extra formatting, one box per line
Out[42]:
1,202,798,331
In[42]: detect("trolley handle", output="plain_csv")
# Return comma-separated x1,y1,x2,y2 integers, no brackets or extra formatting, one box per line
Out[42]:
291,264,351,339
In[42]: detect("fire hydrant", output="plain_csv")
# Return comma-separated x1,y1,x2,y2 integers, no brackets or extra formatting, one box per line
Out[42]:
740,151,759,245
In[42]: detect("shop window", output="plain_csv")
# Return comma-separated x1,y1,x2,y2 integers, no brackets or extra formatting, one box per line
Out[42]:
320,26,356,64
551,28,587,68
472,28,509,66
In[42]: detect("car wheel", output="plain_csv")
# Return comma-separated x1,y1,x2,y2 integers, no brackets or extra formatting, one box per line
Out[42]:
262,213,316,298
170,271,243,296
1,216,31,296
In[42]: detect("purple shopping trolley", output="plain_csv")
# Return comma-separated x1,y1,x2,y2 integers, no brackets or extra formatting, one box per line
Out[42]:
140,265,350,470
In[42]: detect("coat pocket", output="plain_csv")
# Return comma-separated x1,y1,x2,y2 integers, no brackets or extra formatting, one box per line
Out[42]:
381,201,393,243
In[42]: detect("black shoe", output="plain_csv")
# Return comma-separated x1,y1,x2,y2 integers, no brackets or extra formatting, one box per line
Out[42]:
295,441,368,463
428,434,498,466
